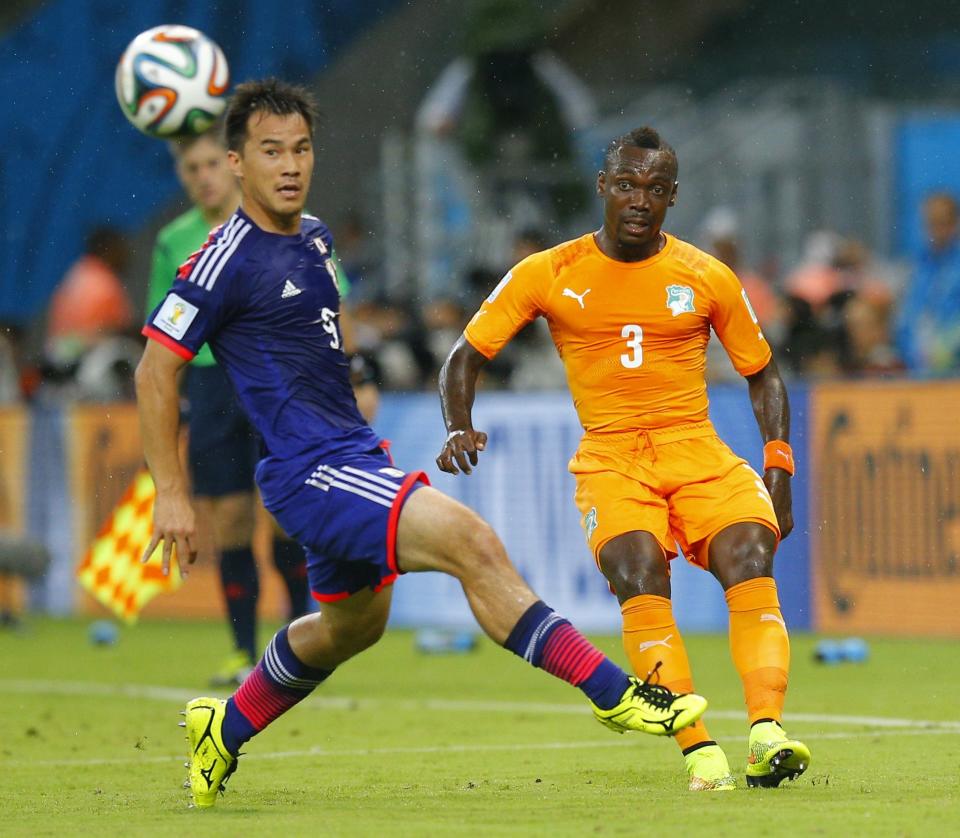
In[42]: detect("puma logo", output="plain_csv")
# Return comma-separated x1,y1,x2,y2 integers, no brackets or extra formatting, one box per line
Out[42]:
637,633,673,653
761,613,786,629
562,287,591,309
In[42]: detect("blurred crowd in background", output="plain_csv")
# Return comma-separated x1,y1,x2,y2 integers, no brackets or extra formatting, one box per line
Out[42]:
3,0,960,407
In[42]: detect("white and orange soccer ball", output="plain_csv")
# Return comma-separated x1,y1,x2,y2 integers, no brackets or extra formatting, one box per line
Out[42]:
115,24,230,138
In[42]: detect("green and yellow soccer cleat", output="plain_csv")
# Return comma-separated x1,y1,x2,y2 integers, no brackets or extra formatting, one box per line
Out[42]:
181,697,238,808
591,671,707,736
746,720,811,788
209,650,253,688
685,743,737,791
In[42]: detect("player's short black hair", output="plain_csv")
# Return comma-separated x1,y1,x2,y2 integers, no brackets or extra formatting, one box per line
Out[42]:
603,127,678,180
224,78,319,152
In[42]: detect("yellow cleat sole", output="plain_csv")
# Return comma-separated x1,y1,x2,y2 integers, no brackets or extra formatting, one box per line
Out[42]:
746,741,811,788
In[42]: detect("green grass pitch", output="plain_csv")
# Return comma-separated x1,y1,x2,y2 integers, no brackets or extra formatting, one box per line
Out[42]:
1,618,957,836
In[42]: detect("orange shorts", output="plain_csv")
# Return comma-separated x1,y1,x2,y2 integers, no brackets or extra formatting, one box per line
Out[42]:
569,421,779,570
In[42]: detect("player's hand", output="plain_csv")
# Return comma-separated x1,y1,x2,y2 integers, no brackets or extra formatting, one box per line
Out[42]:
436,428,488,475
142,489,198,576
764,468,794,540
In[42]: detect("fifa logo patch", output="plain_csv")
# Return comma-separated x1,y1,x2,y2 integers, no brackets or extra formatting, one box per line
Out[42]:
665,284,695,316
584,507,598,541
153,292,198,340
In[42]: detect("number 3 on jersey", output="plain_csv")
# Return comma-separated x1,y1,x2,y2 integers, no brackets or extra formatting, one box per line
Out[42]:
620,324,643,368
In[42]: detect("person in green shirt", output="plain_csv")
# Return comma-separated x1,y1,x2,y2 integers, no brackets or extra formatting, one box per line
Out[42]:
147,128,310,686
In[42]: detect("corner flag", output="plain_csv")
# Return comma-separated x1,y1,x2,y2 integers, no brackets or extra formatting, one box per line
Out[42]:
76,468,182,623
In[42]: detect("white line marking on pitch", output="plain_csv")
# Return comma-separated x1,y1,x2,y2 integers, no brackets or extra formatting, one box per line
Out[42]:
3,727,959,770
2,679,958,731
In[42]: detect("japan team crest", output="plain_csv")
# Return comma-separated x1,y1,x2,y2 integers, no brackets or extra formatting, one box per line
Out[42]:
665,284,696,316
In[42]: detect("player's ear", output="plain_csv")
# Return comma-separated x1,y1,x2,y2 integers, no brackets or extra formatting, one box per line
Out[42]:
596,170,606,196
226,149,242,179
668,182,678,207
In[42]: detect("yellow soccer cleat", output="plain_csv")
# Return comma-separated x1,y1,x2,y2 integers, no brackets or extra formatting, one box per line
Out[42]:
745,720,811,788
685,743,737,791
209,650,253,688
182,697,238,808
591,668,707,736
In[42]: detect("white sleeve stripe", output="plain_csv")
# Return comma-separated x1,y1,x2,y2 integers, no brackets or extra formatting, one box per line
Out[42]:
203,223,251,291
192,217,242,289
195,219,248,290
188,216,239,285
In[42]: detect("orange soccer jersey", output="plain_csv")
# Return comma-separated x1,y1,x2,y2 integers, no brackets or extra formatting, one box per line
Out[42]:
464,232,772,433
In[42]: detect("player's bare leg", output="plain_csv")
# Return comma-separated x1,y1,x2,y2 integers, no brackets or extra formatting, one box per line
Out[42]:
600,531,734,791
395,487,535,641
286,585,391,669
395,487,707,733
708,522,810,787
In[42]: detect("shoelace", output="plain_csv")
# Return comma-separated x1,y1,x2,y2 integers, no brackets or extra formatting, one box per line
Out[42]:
632,661,678,712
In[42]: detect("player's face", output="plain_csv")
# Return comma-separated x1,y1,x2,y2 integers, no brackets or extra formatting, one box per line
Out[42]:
597,147,677,256
229,111,314,233
176,137,237,215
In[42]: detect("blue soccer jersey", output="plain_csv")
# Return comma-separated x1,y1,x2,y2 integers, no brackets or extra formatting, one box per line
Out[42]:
143,208,382,494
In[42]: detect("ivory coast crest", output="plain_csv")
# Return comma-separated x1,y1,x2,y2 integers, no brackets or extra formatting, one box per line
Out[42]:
665,284,696,316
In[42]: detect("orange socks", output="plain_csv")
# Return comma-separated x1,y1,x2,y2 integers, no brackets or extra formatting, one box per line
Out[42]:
725,577,790,724
621,594,712,751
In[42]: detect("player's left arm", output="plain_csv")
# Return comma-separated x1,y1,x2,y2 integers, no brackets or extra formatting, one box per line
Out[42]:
708,259,793,538
746,357,793,540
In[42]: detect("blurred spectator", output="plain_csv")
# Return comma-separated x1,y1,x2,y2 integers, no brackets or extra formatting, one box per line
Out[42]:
45,227,134,369
700,207,784,334
350,298,437,390
779,293,843,378
699,207,785,382
415,0,596,301
841,294,904,376
895,192,960,374
778,232,902,378
783,230,844,313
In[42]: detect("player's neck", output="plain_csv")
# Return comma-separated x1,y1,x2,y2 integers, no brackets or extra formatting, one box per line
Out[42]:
594,229,666,263
240,199,302,236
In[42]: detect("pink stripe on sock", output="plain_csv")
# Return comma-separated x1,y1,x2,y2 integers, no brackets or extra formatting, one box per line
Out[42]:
540,624,604,686
233,665,309,730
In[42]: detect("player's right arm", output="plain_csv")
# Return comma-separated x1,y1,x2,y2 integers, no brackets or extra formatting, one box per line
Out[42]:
137,237,237,573
436,336,490,475
135,340,197,575
436,255,549,475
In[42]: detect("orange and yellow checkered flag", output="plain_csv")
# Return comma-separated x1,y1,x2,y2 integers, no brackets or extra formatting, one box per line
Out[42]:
76,468,182,624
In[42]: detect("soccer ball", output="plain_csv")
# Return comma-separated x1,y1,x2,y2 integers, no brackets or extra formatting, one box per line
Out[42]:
115,24,230,138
